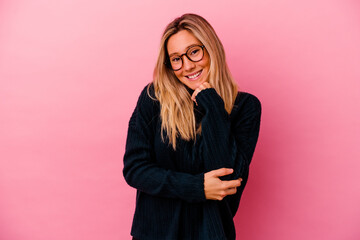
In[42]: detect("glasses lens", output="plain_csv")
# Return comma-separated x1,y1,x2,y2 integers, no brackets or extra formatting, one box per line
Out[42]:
168,45,204,71
187,46,203,62
169,55,182,71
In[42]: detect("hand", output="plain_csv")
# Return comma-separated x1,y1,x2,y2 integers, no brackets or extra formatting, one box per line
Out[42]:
204,168,242,201
191,82,212,104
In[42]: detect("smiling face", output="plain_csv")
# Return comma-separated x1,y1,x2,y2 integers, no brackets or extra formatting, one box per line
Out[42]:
167,30,210,90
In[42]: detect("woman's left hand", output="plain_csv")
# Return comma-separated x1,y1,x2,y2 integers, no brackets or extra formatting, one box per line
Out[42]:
191,82,212,104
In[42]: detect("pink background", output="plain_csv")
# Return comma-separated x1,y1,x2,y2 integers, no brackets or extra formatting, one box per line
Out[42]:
1,0,360,239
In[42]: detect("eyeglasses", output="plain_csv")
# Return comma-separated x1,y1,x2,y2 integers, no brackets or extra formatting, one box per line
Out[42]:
165,45,205,71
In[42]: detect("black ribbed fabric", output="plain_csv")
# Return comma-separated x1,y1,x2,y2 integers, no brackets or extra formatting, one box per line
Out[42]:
123,84,261,240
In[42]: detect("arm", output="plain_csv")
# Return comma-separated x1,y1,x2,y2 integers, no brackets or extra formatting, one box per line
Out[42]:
123,85,206,203
195,88,262,180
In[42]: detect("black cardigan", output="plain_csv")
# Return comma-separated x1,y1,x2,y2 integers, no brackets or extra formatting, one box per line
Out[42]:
123,84,261,240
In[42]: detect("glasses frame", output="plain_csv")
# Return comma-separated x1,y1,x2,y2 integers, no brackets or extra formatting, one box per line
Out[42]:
165,45,205,71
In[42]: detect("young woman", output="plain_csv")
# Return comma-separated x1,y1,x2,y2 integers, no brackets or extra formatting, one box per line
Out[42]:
123,13,261,240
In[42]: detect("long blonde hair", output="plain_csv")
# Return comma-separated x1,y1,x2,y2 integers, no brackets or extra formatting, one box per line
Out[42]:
150,13,238,149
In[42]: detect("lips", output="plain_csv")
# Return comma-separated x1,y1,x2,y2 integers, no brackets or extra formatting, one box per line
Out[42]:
185,70,202,80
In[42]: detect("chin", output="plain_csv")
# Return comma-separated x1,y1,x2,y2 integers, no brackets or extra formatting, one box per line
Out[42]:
188,79,208,90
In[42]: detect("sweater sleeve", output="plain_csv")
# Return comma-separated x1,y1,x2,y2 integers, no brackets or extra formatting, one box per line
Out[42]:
123,85,206,203
195,88,261,180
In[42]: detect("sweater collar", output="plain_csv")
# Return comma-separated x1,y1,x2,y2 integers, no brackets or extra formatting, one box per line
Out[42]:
184,85,195,96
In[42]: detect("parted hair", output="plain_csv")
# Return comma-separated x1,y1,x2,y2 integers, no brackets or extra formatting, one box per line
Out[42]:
150,13,238,149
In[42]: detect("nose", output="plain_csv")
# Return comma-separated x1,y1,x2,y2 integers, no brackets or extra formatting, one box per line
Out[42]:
182,55,196,71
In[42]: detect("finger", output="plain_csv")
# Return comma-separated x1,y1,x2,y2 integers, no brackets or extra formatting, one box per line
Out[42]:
212,168,233,177
198,84,206,91
199,82,211,90
191,92,195,101
225,187,237,196
191,89,201,101
223,179,241,189
203,82,211,88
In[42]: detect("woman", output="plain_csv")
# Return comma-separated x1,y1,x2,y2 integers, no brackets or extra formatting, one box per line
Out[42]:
123,13,261,240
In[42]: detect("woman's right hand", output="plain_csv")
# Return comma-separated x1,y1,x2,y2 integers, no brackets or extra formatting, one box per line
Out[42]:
204,168,242,201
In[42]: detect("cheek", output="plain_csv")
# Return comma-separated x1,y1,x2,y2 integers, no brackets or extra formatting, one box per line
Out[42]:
201,54,210,69
174,71,182,79
201,59,210,70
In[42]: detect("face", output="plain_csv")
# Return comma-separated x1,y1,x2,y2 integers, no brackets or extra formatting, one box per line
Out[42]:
167,30,210,90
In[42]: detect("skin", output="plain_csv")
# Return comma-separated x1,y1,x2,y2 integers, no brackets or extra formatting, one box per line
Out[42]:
167,30,210,91
167,30,242,200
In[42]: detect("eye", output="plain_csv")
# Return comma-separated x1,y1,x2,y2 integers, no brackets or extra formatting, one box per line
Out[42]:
171,56,181,62
190,49,199,55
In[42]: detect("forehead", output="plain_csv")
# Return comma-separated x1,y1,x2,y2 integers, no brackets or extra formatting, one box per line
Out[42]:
167,30,202,55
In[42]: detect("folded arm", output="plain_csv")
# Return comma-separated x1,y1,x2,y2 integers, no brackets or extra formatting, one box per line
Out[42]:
195,88,262,180
123,86,206,203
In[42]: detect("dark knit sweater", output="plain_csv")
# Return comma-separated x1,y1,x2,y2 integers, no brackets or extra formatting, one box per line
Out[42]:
123,84,261,240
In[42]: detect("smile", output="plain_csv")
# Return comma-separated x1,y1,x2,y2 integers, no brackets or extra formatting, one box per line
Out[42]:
186,70,202,80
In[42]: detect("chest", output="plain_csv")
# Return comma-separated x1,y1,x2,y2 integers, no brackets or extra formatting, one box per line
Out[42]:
152,120,204,174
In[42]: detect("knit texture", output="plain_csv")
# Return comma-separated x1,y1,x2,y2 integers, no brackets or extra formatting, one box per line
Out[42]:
123,84,261,240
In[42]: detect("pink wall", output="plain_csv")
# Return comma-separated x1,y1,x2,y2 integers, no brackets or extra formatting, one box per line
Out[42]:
1,0,359,239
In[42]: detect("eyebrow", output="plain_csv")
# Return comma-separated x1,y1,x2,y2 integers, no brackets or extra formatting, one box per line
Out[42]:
168,44,200,57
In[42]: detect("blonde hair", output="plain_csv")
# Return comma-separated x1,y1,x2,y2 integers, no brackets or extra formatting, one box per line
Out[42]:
150,13,238,149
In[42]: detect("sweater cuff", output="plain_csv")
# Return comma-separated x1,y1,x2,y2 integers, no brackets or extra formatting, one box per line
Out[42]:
195,88,228,116
190,173,206,202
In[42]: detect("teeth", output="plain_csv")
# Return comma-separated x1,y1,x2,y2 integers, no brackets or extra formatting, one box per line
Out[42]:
187,71,201,79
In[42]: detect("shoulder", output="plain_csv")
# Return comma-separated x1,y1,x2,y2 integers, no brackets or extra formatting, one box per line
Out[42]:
137,83,157,104
236,91,261,108
231,91,262,118
133,83,160,123
136,83,159,109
